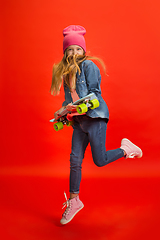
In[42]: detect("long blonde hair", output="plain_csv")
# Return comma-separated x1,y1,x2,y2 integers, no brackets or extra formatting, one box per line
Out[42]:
50,52,106,96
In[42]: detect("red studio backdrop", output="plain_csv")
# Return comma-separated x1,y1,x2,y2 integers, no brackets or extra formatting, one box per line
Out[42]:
1,0,160,239
1,0,160,177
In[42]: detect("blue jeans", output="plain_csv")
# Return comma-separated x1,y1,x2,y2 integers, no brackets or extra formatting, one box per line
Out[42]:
70,115,124,193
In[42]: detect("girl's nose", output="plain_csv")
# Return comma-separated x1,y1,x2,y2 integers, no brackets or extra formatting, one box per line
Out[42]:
73,50,77,55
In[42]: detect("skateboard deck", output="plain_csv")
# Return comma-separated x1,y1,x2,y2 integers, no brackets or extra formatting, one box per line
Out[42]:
50,93,99,131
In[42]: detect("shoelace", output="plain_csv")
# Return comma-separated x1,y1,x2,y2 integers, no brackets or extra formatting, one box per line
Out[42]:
128,150,142,158
62,191,69,209
62,192,72,216
128,153,136,158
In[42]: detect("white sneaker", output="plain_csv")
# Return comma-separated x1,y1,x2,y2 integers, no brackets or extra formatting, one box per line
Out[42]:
60,192,84,225
120,138,143,158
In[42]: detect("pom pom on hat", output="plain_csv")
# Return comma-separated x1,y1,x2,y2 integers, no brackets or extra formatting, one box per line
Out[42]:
63,25,86,53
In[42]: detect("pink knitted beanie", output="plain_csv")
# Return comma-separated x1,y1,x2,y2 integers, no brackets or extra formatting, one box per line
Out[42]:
63,25,86,53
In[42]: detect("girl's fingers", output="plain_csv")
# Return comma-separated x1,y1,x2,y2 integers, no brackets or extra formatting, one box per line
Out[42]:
66,104,77,111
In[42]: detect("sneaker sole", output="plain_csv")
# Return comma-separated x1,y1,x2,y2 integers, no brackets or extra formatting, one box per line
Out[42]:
60,204,84,225
121,138,143,158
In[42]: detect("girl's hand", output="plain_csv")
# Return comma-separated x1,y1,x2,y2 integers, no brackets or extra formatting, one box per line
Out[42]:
54,106,65,119
66,103,77,112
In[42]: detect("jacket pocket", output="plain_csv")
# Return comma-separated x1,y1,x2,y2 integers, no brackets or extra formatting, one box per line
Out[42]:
76,77,88,96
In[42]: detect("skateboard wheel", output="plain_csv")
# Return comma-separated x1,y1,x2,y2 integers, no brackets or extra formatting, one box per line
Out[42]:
76,103,88,114
66,121,74,127
89,99,99,109
54,122,63,131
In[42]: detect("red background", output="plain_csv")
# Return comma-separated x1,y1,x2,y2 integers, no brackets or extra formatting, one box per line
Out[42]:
1,0,160,239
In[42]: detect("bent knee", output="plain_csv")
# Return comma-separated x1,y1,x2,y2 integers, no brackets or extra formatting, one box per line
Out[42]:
93,161,106,167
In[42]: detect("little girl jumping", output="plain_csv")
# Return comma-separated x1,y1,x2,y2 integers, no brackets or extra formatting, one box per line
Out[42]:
50,25,143,225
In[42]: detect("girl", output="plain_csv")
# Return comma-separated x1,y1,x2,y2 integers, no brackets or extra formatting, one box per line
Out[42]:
50,25,143,225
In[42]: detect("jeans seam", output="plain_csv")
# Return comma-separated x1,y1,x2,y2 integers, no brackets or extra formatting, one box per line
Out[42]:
99,121,106,166
70,132,87,193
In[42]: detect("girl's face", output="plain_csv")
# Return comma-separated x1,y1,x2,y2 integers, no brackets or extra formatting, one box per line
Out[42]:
66,45,84,56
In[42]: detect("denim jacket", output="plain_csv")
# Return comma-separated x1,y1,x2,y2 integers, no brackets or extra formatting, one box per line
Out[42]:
62,60,109,120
